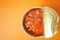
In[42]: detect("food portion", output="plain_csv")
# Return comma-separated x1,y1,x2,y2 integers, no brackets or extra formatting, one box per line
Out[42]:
23,8,43,36
43,7,59,38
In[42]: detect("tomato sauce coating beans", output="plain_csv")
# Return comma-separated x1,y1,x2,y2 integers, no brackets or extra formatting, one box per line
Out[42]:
23,8,43,36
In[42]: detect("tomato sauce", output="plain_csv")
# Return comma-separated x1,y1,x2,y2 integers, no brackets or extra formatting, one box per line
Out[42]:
23,8,43,36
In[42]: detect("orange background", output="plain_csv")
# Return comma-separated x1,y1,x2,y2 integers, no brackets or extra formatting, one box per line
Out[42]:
0,0,60,40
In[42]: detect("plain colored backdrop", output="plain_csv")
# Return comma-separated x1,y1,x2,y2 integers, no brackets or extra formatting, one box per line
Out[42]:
0,0,60,40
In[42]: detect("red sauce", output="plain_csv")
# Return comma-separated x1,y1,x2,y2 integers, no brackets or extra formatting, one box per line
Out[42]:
23,8,43,36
